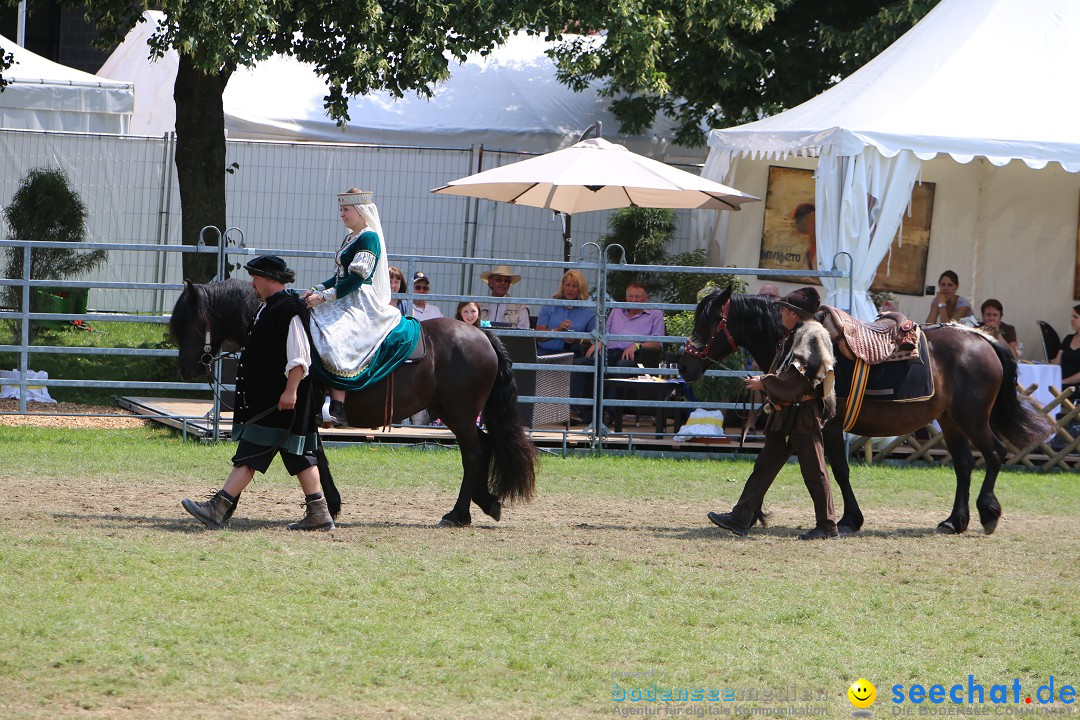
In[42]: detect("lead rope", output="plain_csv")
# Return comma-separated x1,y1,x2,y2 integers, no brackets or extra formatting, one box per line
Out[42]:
199,324,240,412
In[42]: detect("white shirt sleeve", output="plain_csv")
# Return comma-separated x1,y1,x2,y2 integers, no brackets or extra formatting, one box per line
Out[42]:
284,316,311,378
516,305,531,328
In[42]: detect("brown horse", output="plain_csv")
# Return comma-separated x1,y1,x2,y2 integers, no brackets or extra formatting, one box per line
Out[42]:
169,278,537,527
679,289,1052,535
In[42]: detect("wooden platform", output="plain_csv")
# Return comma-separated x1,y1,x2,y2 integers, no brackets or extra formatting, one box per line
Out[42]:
117,396,748,454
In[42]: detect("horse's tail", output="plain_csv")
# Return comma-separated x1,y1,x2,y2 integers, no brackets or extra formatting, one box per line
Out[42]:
481,332,537,503
314,443,341,520
987,337,1054,447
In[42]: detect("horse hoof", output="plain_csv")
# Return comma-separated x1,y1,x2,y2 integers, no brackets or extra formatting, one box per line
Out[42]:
484,502,502,522
982,517,999,535
936,520,960,534
436,517,470,528
837,524,859,535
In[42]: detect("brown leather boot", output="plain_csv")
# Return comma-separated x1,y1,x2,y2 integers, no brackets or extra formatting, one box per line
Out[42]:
181,491,237,530
288,495,335,531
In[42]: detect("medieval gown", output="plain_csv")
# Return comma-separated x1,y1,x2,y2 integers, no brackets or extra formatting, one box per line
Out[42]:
308,229,419,391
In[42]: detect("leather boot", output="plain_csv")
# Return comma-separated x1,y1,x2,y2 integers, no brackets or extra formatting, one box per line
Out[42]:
328,400,349,428
707,511,750,537
288,495,336,531
181,491,237,530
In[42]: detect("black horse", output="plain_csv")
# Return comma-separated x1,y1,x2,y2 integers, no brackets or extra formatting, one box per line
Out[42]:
169,278,537,527
680,289,1052,535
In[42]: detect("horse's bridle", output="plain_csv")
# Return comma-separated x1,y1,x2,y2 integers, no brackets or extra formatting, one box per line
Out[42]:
199,319,239,410
682,315,738,365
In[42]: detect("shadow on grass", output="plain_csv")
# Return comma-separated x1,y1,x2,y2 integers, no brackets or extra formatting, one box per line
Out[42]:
569,521,945,540
49,511,507,533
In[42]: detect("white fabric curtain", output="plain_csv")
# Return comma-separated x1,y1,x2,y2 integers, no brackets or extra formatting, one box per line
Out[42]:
691,150,737,260
815,147,923,320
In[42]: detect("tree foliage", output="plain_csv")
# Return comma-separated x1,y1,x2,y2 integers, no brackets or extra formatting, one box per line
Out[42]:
552,0,939,146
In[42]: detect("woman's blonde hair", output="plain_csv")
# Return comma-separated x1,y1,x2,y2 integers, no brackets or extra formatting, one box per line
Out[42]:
553,269,590,301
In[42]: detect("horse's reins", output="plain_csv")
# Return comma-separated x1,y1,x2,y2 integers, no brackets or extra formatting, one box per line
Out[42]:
383,371,395,432
681,312,762,450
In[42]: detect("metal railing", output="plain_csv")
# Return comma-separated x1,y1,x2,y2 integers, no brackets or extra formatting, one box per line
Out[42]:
0,233,853,449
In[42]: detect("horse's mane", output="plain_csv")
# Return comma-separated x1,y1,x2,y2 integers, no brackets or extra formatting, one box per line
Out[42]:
727,293,783,346
169,278,258,347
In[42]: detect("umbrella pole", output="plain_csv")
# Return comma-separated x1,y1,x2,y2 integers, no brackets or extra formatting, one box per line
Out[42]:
561,212,572,262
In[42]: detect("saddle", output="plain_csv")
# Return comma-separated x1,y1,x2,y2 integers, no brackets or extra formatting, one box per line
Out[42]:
817,305,920,365
403,329,428,363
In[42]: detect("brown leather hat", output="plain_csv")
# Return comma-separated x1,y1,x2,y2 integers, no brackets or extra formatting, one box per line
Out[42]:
775,286,820,318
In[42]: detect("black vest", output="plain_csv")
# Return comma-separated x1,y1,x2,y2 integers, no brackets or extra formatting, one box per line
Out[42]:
234,290,315,434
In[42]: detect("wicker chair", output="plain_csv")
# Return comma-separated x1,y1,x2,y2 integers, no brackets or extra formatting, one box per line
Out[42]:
500,336,572,426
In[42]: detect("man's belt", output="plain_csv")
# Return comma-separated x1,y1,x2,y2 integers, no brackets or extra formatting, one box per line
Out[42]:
769,393,818,409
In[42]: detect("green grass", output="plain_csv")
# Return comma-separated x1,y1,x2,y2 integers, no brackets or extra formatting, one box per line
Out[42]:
1,427,1078,719
0,320,201,405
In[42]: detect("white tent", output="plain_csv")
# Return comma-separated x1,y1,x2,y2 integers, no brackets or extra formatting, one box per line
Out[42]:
98,12,701,160
0,34,133,133
700,0,1080,352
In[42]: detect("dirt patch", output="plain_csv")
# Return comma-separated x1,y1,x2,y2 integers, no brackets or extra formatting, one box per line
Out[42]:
0,399,151,429
8,472,1078,562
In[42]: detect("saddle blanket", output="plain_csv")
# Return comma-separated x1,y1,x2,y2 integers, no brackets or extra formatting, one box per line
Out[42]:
834,332,934,402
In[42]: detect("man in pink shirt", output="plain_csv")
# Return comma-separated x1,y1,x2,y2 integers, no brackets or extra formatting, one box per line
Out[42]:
571,281,666,423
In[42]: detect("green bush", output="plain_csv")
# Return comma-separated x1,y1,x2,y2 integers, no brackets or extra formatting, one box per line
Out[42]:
2,167,107,338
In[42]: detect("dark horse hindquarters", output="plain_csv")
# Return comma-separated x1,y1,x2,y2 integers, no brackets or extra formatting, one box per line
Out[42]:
680,289,1052,535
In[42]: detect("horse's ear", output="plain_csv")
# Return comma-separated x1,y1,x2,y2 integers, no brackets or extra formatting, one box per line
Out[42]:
183,279,193,292
717,287,732,312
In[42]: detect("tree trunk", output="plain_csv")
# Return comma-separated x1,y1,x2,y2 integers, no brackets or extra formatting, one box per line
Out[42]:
173,55,232,282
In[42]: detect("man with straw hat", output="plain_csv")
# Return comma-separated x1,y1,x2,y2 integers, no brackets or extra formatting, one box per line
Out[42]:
480,265,530,329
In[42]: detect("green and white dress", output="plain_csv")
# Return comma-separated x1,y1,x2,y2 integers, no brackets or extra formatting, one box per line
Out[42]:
309,229,420,391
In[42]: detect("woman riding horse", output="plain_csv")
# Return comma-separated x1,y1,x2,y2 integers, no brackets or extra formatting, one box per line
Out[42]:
301,188,420,428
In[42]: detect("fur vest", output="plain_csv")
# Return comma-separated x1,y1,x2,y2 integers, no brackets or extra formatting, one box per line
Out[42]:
775,320,837,419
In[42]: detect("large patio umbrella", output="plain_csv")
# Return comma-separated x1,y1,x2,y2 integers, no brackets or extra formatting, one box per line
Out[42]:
431,130,759,260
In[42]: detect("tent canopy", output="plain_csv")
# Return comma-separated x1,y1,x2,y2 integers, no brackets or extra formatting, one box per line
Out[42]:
708,0,1080,172
98,12,700,160
701,0,1080,326
0,34,133,133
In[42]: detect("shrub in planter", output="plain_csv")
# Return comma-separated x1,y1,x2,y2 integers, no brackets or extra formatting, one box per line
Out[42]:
2,167,107,338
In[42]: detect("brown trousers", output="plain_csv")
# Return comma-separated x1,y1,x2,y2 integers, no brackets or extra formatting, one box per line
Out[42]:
730,429,836,532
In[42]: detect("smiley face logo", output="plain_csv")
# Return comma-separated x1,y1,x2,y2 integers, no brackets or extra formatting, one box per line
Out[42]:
848,678,876,709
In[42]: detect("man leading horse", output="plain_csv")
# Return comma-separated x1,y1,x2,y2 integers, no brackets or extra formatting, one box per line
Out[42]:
706,287,839,540
181,255,335,531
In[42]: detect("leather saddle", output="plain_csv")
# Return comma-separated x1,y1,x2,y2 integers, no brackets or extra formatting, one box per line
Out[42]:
403,328,428,363
817,305,920,365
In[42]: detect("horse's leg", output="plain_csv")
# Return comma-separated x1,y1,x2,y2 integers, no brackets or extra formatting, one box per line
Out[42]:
429,337,497,527
970,430,1006,535
434,407,498,527
823,418,863,532
935,414,973,534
